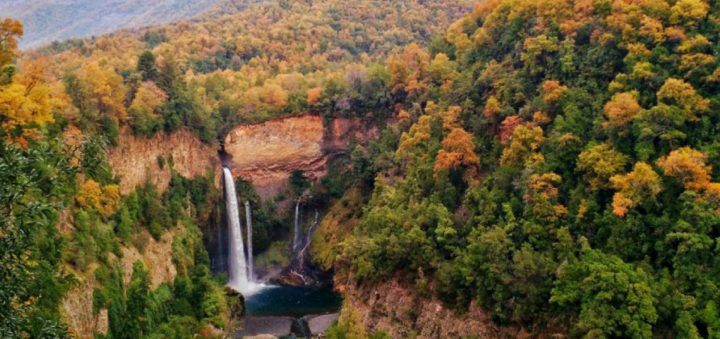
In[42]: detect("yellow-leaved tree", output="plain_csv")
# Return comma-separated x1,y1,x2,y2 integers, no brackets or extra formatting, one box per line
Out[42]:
433,106,480,185
610,162,663,217
578,144,629,191
77,179,120,219
0,18,23,67
0,20,54,138
603,92,641,132
500,123,545,169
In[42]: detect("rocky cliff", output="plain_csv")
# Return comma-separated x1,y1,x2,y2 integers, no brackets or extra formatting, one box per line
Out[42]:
108,129,221,194
63,129,219,337
223,115,375,199
62,229,180,338
337,278,536,339
64,116,379,337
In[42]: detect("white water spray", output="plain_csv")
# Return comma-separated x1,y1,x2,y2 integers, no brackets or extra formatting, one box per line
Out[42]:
298,210,320,260
223,168,263,295
293,199,302,252
245,200,254,282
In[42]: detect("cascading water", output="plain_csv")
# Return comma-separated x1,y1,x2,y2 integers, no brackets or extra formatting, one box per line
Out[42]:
292,199,302,252
223,168,264,295
245,200,254,282
297,210,320,261
224,168,248,288
304,210,320,248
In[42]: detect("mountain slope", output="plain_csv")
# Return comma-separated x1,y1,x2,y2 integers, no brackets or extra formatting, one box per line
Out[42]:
320,0,720,337
0,0,225,48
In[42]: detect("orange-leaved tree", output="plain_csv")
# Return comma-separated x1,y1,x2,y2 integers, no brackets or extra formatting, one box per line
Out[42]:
610,162,663,217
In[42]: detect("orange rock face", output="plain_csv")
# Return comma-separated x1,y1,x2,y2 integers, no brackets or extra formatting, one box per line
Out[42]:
223,114,375,199
108,129,220,195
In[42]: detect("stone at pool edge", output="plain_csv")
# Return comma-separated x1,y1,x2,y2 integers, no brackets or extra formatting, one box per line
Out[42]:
236,316,294,338
303,313,340,335
226,286,246,320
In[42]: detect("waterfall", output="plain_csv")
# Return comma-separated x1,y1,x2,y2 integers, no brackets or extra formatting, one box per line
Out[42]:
244,200,254,282
223,168,265,295
223,168,249,289
290,210,321,285
304,210,320,247
293,199,302,252
298,210,320,260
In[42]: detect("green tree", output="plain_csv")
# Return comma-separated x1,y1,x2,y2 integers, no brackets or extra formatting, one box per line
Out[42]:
137,50,158,81
126,261,150,337
0,133,74,338
551,248,658,338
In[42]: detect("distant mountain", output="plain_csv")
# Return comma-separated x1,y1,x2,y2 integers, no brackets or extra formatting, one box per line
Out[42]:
0,0,226,49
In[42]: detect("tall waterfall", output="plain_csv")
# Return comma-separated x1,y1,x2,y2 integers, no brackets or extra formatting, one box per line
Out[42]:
244,201,254,282
223,168,249,289
293,200,302,252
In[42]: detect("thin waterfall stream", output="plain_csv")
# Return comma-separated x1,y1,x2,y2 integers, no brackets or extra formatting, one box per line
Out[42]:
293,199,301,252
245,200,254,282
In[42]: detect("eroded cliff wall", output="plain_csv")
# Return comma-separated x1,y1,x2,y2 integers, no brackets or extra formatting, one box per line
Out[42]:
223,115,375,199
108,129,221,194
339,278,529,339
64,129,218,337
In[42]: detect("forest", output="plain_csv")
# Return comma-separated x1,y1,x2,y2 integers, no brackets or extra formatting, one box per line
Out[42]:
324,0,720,337
2,0,720,337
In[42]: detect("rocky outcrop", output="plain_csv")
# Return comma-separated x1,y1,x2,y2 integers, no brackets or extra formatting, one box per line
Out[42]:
120,228,179,289
62,276,108,339
339,278,526,339
235,316,295,337
306,313,339,335
108,129,220,195
63,130,218,336
223,115,376,199
62,229,180,337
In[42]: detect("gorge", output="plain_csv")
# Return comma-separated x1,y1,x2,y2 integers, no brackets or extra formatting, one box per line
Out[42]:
219,116,351,337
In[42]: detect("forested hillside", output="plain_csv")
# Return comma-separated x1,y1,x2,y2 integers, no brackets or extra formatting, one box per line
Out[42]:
21,0,472,144
318,0,720,337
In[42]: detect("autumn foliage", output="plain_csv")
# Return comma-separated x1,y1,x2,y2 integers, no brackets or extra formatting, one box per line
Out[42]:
76,179,120,219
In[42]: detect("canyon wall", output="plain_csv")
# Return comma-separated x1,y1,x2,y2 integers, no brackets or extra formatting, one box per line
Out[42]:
64,115,374,336
64,129,217,337
108,129,221,195
62,229,180,338
223,115,375,199
338,278,533,339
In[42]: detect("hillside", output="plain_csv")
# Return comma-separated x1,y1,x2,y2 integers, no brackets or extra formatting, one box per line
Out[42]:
321,0,720,337
21,0,472,146
0,0,229,49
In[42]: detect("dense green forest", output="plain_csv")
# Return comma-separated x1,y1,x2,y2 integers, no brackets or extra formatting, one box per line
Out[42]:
4,0,720,337
321,0,720,337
